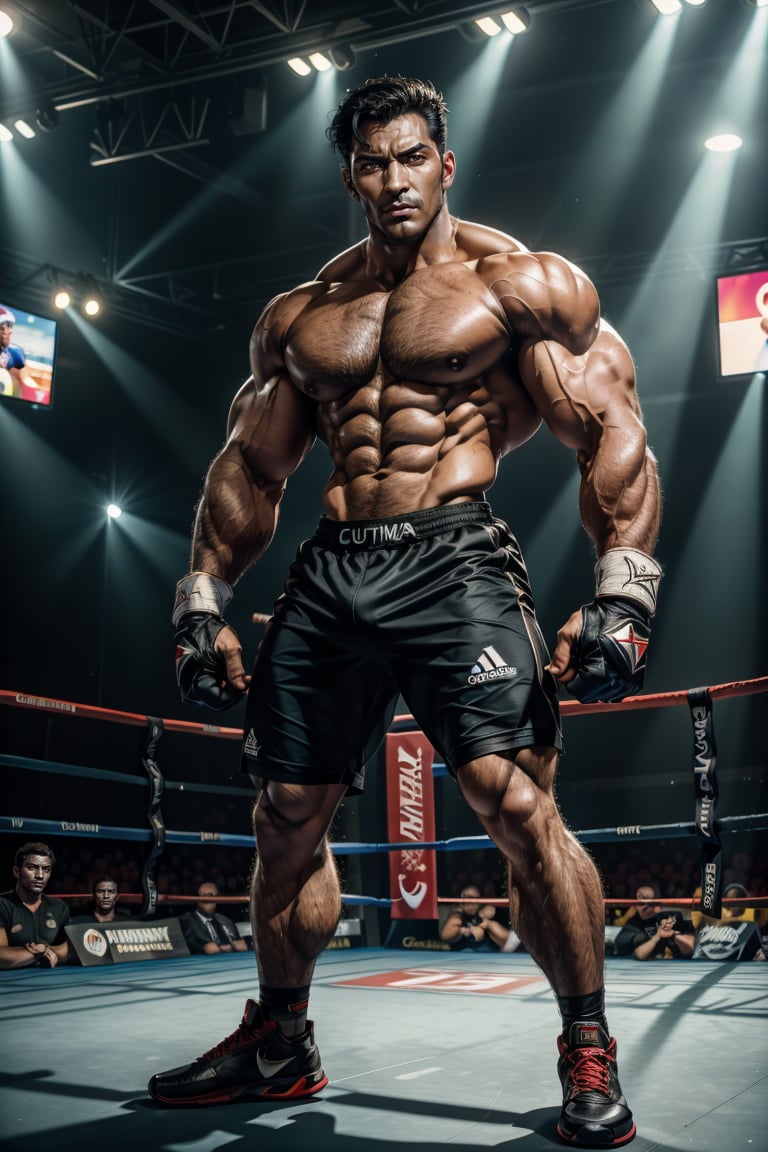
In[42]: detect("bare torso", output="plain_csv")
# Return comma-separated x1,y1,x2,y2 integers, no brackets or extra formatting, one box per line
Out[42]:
252,219,601,521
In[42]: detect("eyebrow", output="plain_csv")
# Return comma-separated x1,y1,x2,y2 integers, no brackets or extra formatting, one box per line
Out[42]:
353,142,431,164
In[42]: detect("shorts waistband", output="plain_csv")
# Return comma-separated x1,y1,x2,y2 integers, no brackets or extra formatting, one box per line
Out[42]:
315,501,493,549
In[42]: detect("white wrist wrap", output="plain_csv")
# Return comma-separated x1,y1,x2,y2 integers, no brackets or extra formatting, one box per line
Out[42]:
172,572,233,627
594,548,662,616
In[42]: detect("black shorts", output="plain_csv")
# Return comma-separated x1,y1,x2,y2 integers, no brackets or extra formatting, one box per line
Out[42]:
241,502,562,793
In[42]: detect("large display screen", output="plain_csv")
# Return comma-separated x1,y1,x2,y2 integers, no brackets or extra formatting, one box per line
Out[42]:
0,299,58,408
716,269,768,379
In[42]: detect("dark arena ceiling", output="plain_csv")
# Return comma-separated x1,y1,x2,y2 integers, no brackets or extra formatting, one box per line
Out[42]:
0,0,766,337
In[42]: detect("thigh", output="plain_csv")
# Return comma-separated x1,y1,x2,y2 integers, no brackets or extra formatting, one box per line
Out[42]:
399,520,562,773
242,545,398,792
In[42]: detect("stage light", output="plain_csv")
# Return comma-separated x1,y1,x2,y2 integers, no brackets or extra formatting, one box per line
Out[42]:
649,0,682,12
53,289,71,310
329,44,356,71
106,503,122,519
35,103,59,132
475,16,502,36
704,133,743,151
500,8,530,33
0,124,12,143
683,0,707,5
287,57,312,76
83,296,102,317
308,52,332,71
0,9,13,36
13,118,35,139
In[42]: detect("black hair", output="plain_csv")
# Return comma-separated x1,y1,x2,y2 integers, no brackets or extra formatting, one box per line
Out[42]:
327,76,449,167
15,841,55,869
92,875,119,893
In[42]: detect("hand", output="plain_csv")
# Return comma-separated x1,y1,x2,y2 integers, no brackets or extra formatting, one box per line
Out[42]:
175,614,250,709
549,597,651,704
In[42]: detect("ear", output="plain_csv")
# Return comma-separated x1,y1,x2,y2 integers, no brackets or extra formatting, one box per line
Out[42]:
12,866,19,880
341,167,359,201
441,150,456,190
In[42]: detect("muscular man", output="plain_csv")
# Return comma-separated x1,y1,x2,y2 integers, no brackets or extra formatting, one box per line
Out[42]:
150,78,661,1147
0,841,71,968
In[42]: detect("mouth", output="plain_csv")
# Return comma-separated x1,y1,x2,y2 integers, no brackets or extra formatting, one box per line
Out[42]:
385,201,417,219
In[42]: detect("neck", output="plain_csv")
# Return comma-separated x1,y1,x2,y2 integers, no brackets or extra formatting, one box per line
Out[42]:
17,885,41,907
364,206,457,286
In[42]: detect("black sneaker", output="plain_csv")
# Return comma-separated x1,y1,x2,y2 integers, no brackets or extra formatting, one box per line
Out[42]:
556,1020,636,1147
148,999,328,1106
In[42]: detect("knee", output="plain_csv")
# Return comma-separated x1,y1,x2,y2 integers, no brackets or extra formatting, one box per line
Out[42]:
252,782,315,839
458,752,554,837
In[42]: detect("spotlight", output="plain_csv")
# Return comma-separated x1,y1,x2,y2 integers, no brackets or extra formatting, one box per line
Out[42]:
287,57,312,76
14,119,35,139
0,124,12,143
475,15,503,35
53,289,71,310
500,8,530,33
0,9,13,37
329,44,356,71
704,133,743,152
106,503,122,519
36,103,60,132
83,296,102,317
308,52,332,71
649,0,682,11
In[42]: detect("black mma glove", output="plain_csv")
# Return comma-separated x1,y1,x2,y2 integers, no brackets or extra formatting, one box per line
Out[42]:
173,572,242,710
565,548,662,705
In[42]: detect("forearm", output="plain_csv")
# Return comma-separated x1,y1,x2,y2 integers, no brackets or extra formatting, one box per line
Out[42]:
440,916,464,942
579,420,661,558
0,945,38,969
633,934,660,960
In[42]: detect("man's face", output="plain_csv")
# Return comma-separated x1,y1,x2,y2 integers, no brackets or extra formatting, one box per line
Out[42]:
14,854,53,899
0,323,12,348
94,882,118,915
343,113,455,246
636,887,659,920
459,887,481,915
197,885,218,915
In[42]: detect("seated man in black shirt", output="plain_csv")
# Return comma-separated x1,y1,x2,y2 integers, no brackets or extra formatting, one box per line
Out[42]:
181,882,248,954
615,885,694,960
439,884,518,952
0,841,70,969
71,876,133,924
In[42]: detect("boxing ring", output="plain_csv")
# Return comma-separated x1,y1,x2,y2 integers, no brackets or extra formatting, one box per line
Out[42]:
2,678,767,1151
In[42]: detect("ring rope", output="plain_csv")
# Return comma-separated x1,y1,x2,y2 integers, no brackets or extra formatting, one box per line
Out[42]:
2,812,765,850
3,674,767,734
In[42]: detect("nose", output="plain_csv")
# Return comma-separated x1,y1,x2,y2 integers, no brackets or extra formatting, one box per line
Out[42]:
383,159,409,196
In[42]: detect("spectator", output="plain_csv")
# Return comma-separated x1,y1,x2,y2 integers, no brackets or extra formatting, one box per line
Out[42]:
0,841,70,969
439,885,520,953
180,882,248,955
613,884,661,954
614,884,694,959
71,876,133,924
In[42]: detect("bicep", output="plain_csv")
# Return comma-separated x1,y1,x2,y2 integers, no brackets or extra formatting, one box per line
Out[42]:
518,321,642,453
225,373,317,488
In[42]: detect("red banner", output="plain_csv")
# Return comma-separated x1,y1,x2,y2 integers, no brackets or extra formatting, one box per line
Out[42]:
385,731,438,920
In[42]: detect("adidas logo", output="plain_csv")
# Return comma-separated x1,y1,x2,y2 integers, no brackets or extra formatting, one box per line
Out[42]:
467,646,517,685
243,729,261,759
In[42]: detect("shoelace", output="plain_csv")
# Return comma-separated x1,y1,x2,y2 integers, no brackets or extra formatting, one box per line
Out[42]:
565,1046,612,1096
197,1015,269,1062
